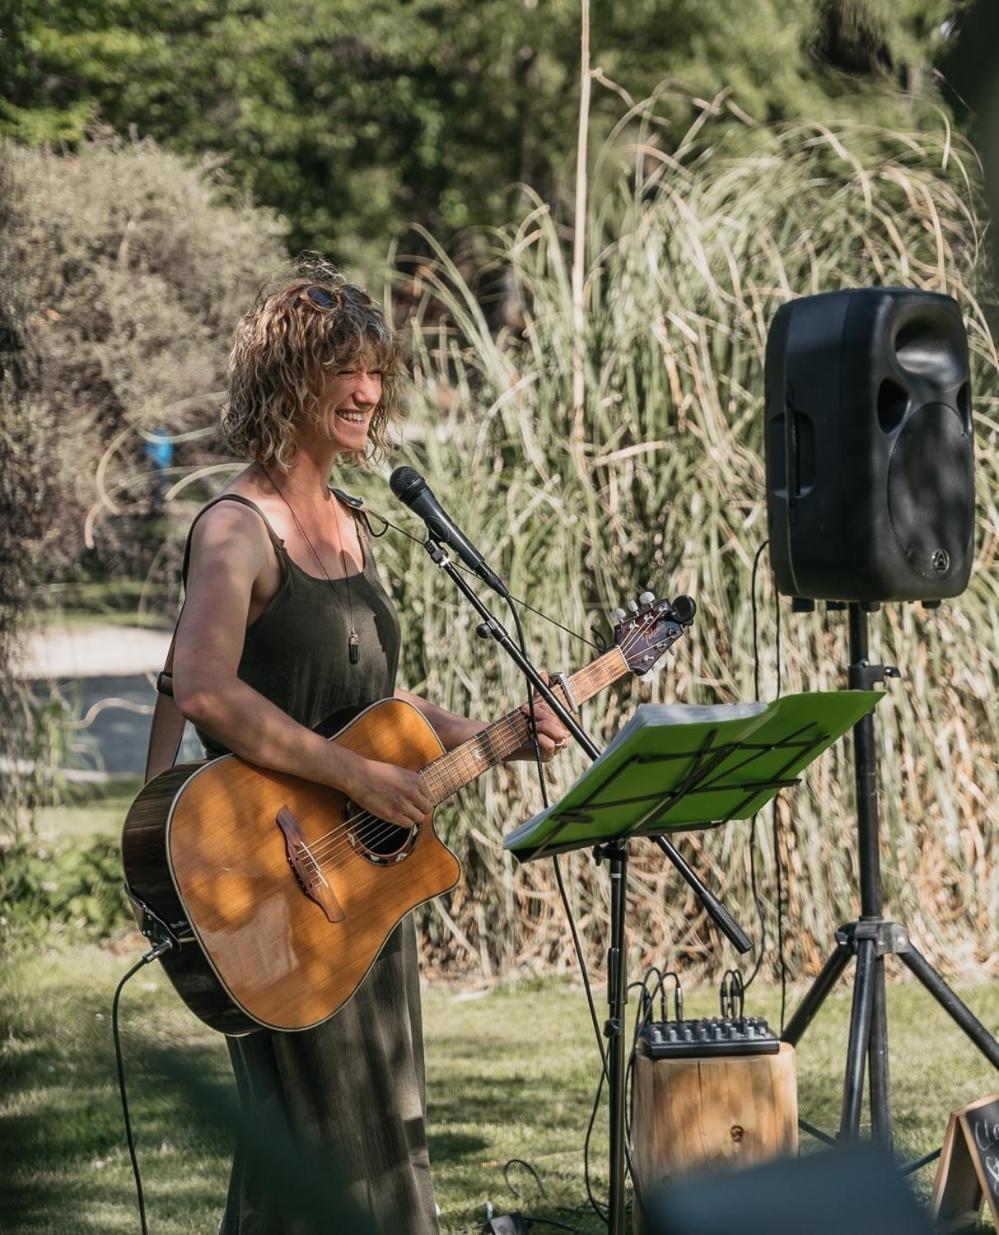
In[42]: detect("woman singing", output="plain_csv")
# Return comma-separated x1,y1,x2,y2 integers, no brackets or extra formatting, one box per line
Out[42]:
171,261,569,1234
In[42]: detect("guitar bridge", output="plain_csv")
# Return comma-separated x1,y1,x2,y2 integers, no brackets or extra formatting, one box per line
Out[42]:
276,806,346,924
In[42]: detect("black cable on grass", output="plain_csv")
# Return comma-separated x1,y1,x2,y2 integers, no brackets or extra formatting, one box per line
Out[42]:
744,541,771,990
112,940,176,1235
746,539,789,996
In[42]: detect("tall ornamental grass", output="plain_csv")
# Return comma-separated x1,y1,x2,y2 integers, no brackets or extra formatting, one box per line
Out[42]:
347,119,997,984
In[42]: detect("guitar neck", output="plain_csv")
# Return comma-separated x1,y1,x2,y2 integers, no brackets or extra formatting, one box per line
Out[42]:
420,646,629,806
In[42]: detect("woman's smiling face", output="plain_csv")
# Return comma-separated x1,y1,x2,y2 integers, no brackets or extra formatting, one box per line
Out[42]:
314,358,384,454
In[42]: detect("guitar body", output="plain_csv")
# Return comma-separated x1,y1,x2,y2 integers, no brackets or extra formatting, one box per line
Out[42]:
121,698,460,1034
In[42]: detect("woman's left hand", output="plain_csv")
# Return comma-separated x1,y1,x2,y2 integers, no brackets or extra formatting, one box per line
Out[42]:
507,674,572,763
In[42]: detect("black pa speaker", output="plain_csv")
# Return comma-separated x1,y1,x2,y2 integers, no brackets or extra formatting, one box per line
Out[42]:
764,287,975,603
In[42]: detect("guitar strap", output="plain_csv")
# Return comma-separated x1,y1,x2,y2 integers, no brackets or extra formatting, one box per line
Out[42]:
144,629,186,784
142,486,372,786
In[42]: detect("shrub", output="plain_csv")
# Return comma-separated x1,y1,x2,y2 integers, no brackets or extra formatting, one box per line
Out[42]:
0,134,286,839
0,133,287,591
0,836,131,939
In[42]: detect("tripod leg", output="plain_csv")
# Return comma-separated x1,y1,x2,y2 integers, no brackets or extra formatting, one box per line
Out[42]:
782,940,851,1046
868,955,891,1145
840,937,876,1139
899,944,999,1068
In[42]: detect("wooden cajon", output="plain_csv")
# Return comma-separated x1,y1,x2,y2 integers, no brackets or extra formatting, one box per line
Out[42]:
631,1042,798,1230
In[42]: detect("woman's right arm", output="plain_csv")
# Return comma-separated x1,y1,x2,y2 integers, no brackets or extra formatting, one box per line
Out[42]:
171,504,431,827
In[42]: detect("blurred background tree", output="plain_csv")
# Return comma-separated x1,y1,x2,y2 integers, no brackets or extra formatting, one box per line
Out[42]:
0,0,963,276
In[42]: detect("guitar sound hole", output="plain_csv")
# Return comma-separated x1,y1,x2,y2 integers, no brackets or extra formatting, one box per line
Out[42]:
344,802,419,866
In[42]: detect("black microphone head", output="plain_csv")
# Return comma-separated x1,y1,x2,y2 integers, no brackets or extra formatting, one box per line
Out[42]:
389,466,426,502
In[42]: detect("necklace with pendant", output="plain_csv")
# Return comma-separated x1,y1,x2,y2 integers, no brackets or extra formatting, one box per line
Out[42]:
263,466,361,665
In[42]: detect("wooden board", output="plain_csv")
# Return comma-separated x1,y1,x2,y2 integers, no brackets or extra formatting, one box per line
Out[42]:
931,1092,999,1232
631,1042,797,1207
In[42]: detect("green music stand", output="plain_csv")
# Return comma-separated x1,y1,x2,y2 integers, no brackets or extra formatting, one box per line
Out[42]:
503,690,882,1235
505,691,882,861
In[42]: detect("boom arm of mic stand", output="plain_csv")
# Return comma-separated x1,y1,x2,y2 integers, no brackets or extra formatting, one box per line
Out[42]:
421,537,753,953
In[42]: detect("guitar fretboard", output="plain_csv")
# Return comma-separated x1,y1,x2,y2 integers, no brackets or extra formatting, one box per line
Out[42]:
419,646,628,805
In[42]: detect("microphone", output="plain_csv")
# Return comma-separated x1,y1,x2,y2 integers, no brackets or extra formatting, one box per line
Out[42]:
389,466,509,598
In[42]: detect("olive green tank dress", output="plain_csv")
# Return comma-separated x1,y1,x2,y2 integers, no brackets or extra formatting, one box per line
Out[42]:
182,492,438,1235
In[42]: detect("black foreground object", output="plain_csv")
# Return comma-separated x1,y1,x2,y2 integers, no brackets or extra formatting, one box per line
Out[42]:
764,287,975,603
646,1143,932,1235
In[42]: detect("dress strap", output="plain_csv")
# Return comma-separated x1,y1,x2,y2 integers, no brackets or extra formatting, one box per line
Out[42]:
181,493,286,586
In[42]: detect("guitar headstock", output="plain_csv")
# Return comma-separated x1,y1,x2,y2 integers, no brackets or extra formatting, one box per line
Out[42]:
612,590,696,676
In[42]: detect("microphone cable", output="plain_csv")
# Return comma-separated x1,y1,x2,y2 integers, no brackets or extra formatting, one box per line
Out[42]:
505,595,609,1225
361,502,608,654
369,487,647,1221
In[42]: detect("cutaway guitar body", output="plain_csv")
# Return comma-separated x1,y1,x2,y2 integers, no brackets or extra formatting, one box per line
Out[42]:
121,590,693,1034
122,699,459,1034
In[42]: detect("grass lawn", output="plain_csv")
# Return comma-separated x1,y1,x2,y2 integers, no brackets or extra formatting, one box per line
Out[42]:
2,785,996,1234
2,941,996,1235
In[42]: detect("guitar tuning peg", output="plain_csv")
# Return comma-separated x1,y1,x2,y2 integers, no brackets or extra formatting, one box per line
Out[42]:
627,599,640,614
611,607,627,624
638,591,655,607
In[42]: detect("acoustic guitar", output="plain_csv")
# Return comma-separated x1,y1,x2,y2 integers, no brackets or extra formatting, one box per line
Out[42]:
121,593,694,1035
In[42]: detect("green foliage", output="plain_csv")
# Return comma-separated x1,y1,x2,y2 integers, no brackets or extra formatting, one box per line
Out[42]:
0,836,131,938
0,0,961,271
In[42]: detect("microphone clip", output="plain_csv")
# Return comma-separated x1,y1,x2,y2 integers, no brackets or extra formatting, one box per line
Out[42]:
425,537,451,567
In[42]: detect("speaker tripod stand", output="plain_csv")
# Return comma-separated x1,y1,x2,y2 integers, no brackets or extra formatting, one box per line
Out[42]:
781,603,999,1146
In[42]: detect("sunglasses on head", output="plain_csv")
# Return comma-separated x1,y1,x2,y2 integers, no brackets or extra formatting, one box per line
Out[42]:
302,285,373,310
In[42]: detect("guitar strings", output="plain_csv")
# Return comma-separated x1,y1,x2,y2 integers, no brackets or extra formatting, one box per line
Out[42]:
302,646,627,867
304,711,527,866
299,618,662,872
303,663,598,864
301,620,660,872
302,619,661,872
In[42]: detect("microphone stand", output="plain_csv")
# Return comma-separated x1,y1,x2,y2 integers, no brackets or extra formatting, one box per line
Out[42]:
422,536,752,1235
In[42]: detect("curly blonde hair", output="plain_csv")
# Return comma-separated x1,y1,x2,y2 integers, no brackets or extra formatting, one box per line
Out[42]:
222,257,406,470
